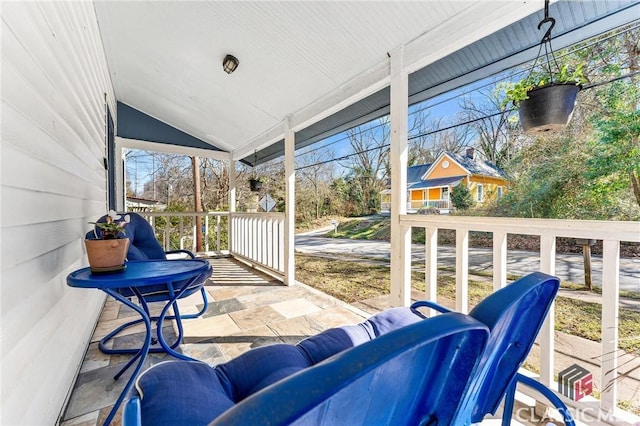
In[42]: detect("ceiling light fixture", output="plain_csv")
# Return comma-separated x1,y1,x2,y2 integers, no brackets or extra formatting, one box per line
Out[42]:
223,54,239,74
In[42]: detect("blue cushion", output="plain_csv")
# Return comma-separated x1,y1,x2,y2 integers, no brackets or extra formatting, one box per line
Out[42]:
362,307,423,337
134,308,426,425
297,324,370,365
216,344,311,400
135,361,233,426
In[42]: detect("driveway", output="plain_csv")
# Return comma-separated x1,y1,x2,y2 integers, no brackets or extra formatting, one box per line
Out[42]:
295,235,640,293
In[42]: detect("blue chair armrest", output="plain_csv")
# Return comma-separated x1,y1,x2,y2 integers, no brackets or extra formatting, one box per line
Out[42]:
411,300,452,314
512,373,575,426
122,397,141,426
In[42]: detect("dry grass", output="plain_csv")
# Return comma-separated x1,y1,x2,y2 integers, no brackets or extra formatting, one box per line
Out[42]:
296,253,640,353
296,252,640,415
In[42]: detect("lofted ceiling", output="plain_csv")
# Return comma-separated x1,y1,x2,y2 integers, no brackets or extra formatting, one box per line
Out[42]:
94,1,639,165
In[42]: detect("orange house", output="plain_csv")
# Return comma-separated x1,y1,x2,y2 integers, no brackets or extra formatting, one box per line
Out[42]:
380,148,509,213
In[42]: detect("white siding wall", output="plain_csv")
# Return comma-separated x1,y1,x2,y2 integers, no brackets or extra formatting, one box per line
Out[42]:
1,2,115,424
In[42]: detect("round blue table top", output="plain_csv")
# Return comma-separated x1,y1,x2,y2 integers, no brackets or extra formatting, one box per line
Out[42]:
67,259,211,289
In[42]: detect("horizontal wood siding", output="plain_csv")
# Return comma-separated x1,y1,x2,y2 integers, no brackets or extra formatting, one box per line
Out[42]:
1,2,115,424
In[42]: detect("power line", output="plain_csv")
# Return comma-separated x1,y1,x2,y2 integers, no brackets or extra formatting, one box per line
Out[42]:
294,69,638,172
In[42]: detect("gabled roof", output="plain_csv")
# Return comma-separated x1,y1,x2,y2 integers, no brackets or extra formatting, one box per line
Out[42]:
408,164,433,183
445,152,508,179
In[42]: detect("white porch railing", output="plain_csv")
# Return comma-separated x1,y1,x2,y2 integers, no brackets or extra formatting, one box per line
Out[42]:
138,211,286,279
136,210,637,421
401,215,639,423
136,211,229,253
411,199,451,210
381,199,452,212
229,212,285,278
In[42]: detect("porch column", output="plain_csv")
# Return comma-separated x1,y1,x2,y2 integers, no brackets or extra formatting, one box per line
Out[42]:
228,156,236,253
115,138,125,211
284,117,295,286
389,46,411,307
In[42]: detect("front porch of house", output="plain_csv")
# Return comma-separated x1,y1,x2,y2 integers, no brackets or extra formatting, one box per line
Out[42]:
58,211,640,425
3,2,640,425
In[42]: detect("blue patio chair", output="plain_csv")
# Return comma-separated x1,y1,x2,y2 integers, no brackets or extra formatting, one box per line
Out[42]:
87,212,211,373
412,271,575,425
123,312,489,426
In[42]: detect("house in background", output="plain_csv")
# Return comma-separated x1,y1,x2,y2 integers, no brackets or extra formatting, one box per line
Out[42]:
125,196,166,212
381,148,509,213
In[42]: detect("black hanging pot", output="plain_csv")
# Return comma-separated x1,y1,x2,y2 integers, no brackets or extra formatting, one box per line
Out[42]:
249,178,262,192
518,83,581,135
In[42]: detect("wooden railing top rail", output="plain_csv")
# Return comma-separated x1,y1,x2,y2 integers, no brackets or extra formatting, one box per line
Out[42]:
401,215,640,242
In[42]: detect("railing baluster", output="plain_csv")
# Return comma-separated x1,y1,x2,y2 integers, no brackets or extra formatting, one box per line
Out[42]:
425,227,438,311
539,235,556,387
601,239,620,413
493,230,507,290
455,229,469,313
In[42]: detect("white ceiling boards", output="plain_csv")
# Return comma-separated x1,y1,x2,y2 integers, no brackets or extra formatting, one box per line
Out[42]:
94,1,639,164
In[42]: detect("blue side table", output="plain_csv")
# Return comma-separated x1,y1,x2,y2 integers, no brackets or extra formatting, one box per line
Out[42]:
67,259,212,426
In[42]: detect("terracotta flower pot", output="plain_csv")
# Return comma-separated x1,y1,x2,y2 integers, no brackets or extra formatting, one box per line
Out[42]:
85,238,129,271
518,83,581,134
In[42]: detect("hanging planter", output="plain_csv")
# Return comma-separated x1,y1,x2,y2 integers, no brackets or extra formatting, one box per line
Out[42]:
249,178,262,192
518,83,581,134
502,0,586,134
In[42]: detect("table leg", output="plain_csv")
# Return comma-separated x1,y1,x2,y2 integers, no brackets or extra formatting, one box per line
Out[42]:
156,275,203,361
102,288,152,426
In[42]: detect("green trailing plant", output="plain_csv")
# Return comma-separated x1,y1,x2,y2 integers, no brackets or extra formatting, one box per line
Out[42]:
502,64,587,108
89,210,130,239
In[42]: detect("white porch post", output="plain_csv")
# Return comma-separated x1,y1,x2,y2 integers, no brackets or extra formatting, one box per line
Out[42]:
284,117,295,286
389,46,411,307
115,139,125,211
228,156,236,253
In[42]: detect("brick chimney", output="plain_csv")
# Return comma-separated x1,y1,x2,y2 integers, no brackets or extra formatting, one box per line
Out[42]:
466,147,475,159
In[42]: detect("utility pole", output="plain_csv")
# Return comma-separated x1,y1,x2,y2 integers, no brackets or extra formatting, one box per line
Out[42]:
192,156,203,253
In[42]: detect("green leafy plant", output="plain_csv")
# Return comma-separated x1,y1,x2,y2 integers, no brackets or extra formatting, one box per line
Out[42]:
451,182,474,211
89,210,130,239
502,64,587,108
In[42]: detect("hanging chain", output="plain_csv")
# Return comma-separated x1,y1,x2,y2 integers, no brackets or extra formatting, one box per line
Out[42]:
526,0,561,84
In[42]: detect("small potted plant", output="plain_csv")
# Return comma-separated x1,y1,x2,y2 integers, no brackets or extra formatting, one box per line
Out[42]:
85,210,131,272
504,64,586,135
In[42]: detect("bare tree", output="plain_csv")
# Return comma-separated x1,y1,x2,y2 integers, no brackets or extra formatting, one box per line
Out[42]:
459,86,512,167
297,148,336,219
340,118,390,214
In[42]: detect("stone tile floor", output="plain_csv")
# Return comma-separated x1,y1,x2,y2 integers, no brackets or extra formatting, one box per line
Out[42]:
60,257,371,426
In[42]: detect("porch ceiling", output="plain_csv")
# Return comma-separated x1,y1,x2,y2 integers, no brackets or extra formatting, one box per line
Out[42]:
94,1,639,165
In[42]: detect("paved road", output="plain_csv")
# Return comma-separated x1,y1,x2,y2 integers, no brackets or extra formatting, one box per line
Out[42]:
295,234,640,293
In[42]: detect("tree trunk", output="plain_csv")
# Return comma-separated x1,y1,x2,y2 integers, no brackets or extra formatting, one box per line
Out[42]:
631,170,640,209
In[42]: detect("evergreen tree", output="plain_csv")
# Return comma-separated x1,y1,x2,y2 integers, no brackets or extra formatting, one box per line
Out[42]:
451,182,474,211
